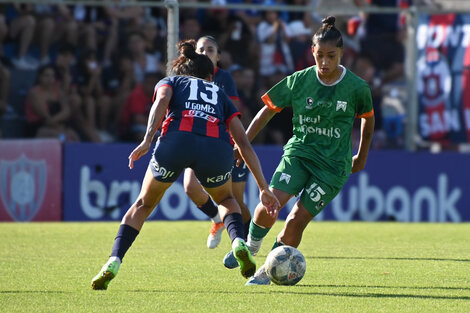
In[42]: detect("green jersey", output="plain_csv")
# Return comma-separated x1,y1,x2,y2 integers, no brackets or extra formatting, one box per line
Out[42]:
262,65,373,179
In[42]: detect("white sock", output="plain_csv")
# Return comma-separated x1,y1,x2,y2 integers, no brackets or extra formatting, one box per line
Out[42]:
231,237,245,250
247,234,263,256
211,213,222,224
108,256,121,265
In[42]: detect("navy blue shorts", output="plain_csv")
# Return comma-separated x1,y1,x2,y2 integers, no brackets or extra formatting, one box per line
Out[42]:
232,160,249,183
150,132,234,188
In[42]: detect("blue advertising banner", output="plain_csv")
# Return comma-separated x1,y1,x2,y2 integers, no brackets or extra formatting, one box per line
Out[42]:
63,143,470,222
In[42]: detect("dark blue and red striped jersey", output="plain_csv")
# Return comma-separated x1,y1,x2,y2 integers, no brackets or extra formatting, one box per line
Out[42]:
214,67,240,102
154,75,240,144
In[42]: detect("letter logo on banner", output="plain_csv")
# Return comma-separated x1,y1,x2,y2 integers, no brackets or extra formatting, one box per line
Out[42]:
0,154,47,221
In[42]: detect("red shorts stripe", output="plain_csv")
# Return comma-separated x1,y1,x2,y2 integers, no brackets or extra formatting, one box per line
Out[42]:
179,110,194,132
206,120,219,138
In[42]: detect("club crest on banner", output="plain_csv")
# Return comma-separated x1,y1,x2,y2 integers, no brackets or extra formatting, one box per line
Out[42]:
0,154,47,221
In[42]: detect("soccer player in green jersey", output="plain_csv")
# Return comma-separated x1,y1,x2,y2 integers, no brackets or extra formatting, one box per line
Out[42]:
223,16,375,284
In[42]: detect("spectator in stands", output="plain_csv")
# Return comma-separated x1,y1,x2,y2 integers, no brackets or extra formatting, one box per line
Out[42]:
257,4,294,87
229,64,254,127
141,18,164,70
8,4,37,70
127,31,161,84
72,5,117,68
119,71,163,141
180,15,201,40
76,49,114,142
0,5,8,57
228,0,263,35
201,6,231,39
217,15,259,70
351,52,389,148
102,51,137,138
54,44,101,142
0,61,10,113
286,0,312,25
287,20,314,71
24,65,79,141
35,4,78,61
354,0,408,85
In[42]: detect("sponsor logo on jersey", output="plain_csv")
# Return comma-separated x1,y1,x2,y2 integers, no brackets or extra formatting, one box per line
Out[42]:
306,97,314,109
183,109,218,123
336,100,347,112
298,114,341,138
279,173,291,184
299,114,320,125
299,125,341,138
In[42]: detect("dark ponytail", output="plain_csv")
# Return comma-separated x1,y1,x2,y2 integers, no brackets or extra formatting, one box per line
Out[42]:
171,39,214,79
312,16,343,48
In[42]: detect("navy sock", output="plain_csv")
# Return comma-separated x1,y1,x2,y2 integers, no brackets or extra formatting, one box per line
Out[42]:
110,224,139,261
243,220,251,241
198,198,218,219
223,213,245,242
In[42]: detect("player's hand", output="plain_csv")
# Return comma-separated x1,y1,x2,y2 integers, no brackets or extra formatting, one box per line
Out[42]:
128,141,151,169
259,189,280,218
351,154,366,173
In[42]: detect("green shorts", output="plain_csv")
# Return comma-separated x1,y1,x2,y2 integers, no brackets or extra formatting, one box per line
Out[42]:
270,155,348,217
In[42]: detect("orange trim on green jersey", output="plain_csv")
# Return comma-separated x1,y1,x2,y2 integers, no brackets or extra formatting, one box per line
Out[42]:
261,93,283,113
357,109,374,118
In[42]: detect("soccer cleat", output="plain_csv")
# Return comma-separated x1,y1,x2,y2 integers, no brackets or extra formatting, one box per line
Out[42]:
91,259,120,290
207,222,225,249
223,241,260,269
223,250,239,269
233,239,256,278
245,264,270,286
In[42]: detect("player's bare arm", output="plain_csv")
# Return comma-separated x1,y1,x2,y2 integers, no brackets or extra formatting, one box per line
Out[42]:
233,106,277,165
352,114,375,173
128,85,172,169
245,105,278,142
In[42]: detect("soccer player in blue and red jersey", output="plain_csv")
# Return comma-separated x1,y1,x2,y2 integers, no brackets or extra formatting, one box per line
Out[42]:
91,40,280,290
182,36,253,250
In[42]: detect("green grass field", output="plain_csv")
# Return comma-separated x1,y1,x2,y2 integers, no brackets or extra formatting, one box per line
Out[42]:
1,221,470,313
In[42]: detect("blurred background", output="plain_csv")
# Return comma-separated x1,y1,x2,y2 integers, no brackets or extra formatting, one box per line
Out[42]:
0,0,470,223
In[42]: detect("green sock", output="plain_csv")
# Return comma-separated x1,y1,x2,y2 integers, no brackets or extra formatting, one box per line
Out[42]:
249,220,270,241
271,240,284,250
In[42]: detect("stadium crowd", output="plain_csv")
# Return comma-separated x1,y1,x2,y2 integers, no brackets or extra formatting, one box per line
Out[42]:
0,1,412,149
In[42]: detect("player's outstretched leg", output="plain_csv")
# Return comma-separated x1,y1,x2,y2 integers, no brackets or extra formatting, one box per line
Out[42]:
91,257,121,290
232,238,256,278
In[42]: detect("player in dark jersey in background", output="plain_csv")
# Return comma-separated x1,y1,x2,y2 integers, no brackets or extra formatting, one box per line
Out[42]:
224,16,375,285
91,40,280,290
182,36,253,250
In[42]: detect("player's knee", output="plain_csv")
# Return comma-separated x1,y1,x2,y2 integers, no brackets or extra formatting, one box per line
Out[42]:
134,198,156,215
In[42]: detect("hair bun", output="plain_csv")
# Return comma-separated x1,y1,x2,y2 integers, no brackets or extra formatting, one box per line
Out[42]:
178,40,197,59
322,16,336,27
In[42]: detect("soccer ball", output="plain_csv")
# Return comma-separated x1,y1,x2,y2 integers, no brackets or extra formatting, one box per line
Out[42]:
265,245,306,285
